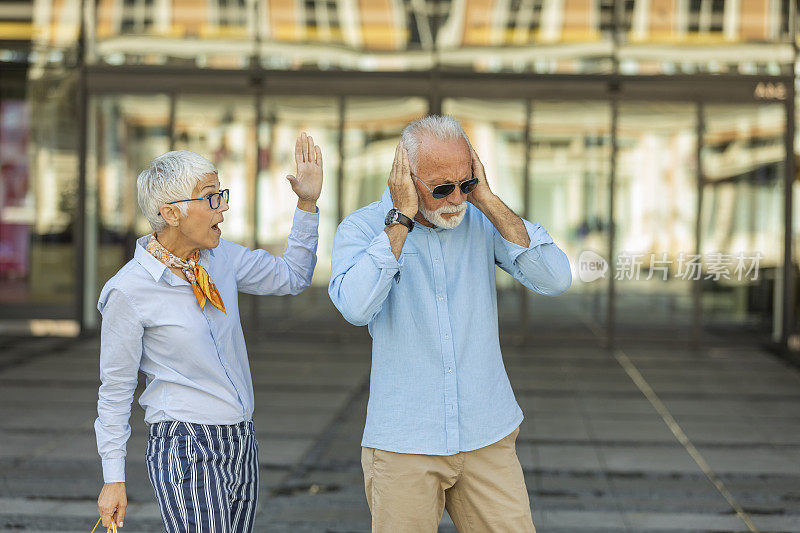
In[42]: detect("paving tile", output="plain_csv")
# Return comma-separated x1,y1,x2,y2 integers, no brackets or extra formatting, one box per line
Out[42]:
696,447,800,475
3,329,800,532
599,446,701,474
526,416,593,441
624,511,747,530
532,445,603,471
587,418,676,443
535,510,628,529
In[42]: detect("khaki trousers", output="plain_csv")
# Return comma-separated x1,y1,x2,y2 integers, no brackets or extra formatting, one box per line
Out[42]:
361,427,535,533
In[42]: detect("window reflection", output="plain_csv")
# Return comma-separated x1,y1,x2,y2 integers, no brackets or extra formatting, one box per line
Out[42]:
11,0,800,336
0,100,34,303
443,98,527,292
615,102,697,330
47,0,789,73
702,103,785,327
0,86,78,315
342,97,427,217
91,95,171,300
174,95,256,245
529,100,611,328
258,96,339,284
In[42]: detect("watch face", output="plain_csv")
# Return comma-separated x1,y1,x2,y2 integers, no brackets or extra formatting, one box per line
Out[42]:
385,209,397,226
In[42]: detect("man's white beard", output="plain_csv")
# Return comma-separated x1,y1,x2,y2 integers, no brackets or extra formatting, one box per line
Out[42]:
418,200,467,229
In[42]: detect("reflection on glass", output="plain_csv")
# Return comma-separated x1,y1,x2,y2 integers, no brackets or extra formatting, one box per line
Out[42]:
529,100,611,329
90,95,171,300
442,98,526,293
91,0,255,67
618,0,794,75
1,87,78,315
702,103,785,327
437,0,614,73
342,97,427,217
29,0,80,71
616,102,697,330
0,0,34,65
174,95,256,245
0,100,33,302
258,96,340,284
623,0,792,44
29,0,792,73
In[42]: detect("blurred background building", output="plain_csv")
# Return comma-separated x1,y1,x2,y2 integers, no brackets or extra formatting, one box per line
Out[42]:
0,0,798,349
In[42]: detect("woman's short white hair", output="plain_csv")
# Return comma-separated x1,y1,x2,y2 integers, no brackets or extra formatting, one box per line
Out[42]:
400,114,471,172
137,150,217,232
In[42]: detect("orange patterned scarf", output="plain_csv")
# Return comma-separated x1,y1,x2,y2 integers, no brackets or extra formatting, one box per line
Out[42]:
146,235,226,314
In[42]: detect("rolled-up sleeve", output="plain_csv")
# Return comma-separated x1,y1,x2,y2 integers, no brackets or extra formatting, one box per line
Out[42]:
94,287,144,483
226,207,319,295
494,218,572,296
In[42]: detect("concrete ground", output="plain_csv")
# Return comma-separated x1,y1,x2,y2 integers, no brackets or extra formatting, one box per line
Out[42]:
1,292,800,532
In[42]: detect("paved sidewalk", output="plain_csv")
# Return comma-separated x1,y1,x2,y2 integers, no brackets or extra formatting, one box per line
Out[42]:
1,298,799,532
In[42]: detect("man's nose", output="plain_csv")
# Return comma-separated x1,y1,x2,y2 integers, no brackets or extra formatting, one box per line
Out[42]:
447,186,465,204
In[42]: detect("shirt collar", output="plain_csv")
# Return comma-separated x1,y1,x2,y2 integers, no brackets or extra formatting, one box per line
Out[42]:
134,234,216,283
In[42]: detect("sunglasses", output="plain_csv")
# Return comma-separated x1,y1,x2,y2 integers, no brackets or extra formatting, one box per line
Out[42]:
413,175,479,199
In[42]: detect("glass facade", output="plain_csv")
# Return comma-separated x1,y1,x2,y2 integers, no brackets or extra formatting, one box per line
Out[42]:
702,102,786,331
1,0,799,344
527,100,612,332
257,96,341,282
61,0,796,74
614,102,698,332
89,94,171,305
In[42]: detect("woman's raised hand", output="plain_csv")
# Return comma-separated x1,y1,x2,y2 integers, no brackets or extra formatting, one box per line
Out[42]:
286,132,323,210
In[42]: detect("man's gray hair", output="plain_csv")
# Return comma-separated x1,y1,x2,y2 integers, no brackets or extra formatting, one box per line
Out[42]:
137,150,217,232
401,114,471,172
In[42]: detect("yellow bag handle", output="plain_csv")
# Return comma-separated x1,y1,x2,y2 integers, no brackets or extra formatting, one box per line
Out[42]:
91,517,117,533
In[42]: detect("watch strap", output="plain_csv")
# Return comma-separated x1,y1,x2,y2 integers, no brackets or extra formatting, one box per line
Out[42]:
386,208,414,232
394,210,414,232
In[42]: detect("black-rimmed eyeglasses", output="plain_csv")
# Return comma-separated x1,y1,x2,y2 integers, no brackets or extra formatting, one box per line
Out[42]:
412,175,479,199
164,189,230,211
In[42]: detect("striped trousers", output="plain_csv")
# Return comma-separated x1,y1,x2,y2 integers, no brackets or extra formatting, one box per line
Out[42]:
145,420,260,533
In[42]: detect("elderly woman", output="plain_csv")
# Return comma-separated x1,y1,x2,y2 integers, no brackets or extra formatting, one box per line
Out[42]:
94,134,323,532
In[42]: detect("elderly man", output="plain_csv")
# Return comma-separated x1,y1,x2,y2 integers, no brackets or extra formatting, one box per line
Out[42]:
329,115,571,532
94,134,323,532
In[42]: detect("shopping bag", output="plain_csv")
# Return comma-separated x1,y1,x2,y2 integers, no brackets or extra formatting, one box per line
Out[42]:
91,517,117,533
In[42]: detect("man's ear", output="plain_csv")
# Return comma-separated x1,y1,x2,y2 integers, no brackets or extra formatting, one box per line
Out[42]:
159,204,181,227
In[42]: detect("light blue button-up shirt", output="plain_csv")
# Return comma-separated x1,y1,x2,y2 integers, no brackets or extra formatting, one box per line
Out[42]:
94,208,319,483
329,187,571,455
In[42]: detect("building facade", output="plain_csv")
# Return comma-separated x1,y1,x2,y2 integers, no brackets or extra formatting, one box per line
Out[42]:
0,0,798,346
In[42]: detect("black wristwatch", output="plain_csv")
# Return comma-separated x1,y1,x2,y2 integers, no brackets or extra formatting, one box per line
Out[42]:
385,208,414,232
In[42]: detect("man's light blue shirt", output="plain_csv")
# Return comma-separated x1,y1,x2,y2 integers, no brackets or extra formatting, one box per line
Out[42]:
329,187,571,455
94,208,319,483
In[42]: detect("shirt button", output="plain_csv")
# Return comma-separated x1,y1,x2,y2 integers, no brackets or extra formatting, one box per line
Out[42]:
434,258,440,262
444,334,450,340
437,295,445,301
447,367,453,373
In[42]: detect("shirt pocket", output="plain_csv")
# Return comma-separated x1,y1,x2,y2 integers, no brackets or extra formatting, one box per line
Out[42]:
395,251,422,284
400,251,419,262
